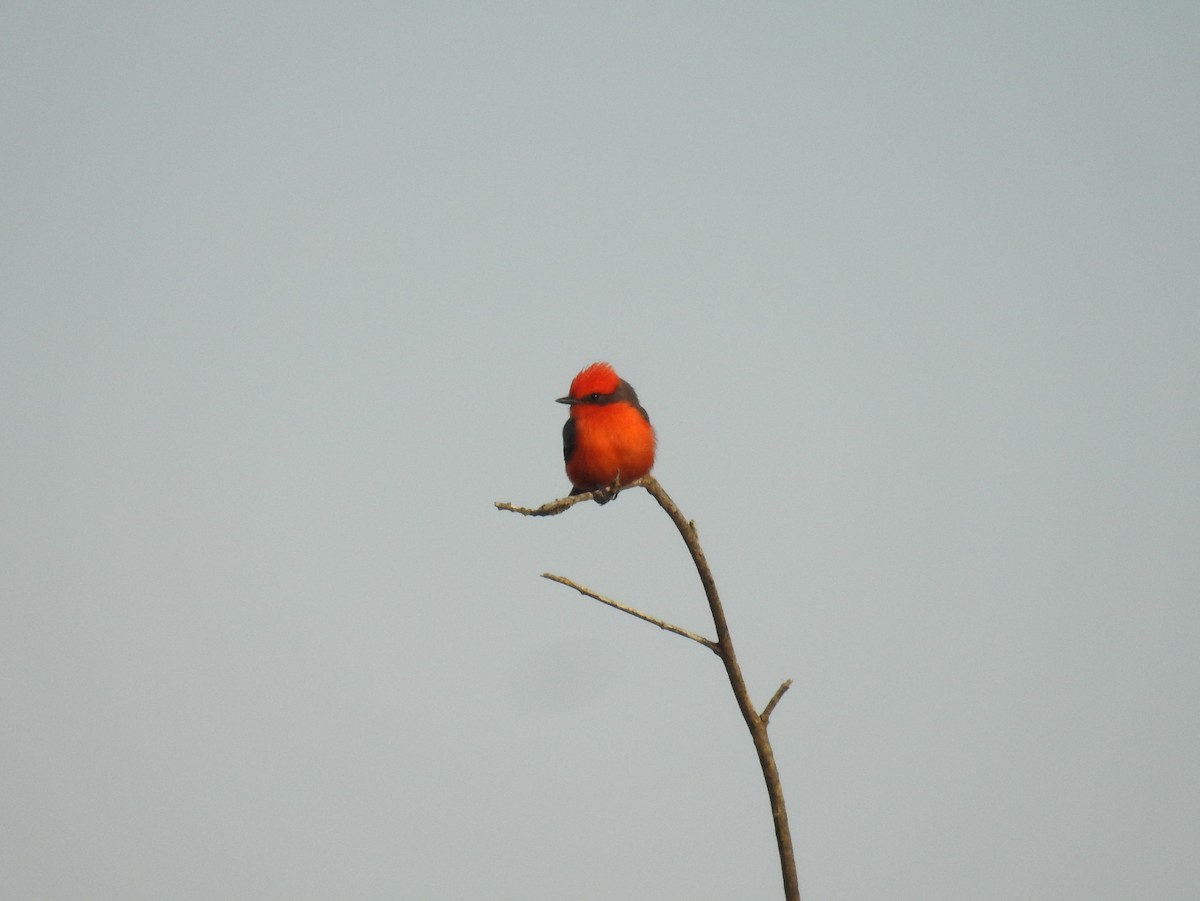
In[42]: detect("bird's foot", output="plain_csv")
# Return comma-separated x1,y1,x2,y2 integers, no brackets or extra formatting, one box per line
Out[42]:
592,473,623,505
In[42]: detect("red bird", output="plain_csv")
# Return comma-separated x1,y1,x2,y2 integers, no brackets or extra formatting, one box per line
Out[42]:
557,362,656,500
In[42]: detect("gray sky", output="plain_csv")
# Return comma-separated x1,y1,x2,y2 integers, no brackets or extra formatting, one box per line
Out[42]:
3,4,1198,899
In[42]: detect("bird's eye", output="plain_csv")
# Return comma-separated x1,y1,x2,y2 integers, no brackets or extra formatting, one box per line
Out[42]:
588,393,601,401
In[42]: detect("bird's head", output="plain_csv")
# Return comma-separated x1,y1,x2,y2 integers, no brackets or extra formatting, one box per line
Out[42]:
556,362,621,407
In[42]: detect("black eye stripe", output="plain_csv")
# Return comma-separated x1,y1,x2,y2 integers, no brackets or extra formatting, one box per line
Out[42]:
576,380,643,408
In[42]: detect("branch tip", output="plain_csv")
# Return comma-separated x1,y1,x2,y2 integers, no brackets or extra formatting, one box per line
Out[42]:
761,678,794,724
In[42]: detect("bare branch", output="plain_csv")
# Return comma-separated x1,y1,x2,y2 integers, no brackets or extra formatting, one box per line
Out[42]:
496,474,800,900
626,476,800,900
761,679,794,725
542,573,719,653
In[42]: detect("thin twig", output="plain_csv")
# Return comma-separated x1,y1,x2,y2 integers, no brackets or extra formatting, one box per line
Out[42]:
542,573,719,653
761,679,793,725
494,495,588,516
494,477,651,517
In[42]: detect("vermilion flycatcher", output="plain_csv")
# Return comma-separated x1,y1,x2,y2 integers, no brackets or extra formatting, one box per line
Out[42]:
557,362,656,499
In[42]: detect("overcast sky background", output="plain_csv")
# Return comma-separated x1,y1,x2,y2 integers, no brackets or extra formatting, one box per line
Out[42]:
3,4,1198,899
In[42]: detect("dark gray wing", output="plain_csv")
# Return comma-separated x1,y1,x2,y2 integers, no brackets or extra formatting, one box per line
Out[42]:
562,417,577,464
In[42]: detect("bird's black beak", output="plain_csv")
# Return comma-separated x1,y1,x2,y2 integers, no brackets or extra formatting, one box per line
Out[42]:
556,395,577,405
